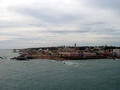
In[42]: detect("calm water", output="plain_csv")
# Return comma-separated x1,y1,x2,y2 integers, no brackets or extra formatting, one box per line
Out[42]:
0,49,120,90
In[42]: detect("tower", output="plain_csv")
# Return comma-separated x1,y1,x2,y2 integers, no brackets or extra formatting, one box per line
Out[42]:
74,43,76,47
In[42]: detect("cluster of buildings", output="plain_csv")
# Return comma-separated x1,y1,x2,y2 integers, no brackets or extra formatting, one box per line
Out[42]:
57,47,111,59
15,44,120,60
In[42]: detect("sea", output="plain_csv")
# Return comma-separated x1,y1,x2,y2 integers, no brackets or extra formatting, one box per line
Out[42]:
0,49,120,90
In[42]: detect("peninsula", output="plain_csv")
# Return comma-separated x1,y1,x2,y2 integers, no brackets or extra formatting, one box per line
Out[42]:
12,45,120,60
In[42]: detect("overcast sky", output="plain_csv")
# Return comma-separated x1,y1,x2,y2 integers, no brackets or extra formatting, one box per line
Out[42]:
0,0,120,49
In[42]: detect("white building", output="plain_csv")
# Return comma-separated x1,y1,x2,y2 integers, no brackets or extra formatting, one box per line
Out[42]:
113,49,120,57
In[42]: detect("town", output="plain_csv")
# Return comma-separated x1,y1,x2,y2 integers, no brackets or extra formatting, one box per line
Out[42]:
12,44,120,60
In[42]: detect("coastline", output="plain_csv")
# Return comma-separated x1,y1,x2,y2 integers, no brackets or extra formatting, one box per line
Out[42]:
12,46,120,60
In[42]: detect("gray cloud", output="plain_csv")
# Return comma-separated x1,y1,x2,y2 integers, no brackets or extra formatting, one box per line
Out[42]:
0,0,120,48
10,7,80,24
85,0,120,12
41,30,90,34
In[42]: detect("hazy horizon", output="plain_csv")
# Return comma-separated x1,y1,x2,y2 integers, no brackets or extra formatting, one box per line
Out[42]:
0,0,120,49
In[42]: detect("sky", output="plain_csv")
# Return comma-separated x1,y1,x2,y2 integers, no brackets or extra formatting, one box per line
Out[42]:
0,0,120,49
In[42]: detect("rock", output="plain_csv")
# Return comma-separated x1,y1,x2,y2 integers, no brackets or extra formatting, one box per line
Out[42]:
0,57,3,59
11,57,28,60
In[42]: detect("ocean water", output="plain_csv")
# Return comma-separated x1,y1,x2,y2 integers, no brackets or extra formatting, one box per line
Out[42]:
0,49,120,90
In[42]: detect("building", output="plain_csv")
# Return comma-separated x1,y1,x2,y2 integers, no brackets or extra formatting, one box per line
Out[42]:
59,52,81,57
83,52,96,58
113,49,120,57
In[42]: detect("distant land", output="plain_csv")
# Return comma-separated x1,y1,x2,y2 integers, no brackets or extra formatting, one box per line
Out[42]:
12,45,120,60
